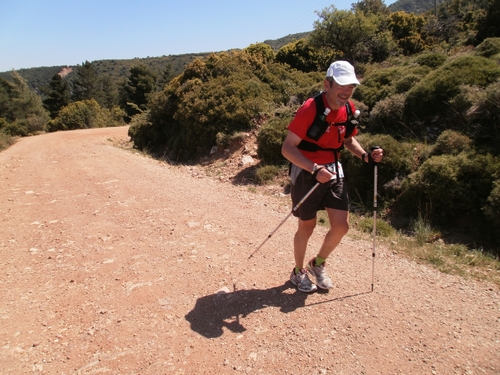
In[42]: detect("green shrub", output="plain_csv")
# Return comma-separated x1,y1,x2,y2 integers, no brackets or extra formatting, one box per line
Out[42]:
404,55,500,130
343,133,418,209
0,123,15,151
395,74,421,93
46,99,104,131
484,179,500,245
466,81,500,153
475,37,500,58
46,99,123,132
1,121,28,136
397,151,500,244
431,130,472,156
133,50,323,161
413,52,447,68
352,67,401,109
367,94,406,137
356,217,395,237
255,165,280,184
256,115,291,165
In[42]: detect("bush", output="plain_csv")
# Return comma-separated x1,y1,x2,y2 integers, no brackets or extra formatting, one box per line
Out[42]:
46,99,123,132
484,179,500,246
0,120,15,150
352,67,401,109
466,81,500,153
133,50,324,161
404,55,500,131
475,37,500,58
430,130,472,156
395,74,420,94
396,151,500,244
414,52,447,68
343,133,419,209
356,217,395,237
255,165,280,184
256,116,291,165
368,94,406,137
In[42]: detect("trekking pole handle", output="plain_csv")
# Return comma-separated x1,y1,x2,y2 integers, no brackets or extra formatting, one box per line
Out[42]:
369,146,381,164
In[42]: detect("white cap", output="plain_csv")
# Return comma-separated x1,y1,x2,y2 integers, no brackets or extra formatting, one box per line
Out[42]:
326,61,360,85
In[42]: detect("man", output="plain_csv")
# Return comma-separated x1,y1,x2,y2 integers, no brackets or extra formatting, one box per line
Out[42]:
281,61,384,293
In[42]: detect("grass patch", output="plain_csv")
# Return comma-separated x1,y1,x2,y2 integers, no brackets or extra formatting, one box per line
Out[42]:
255,165,280,185
315,210,500,287
388,230,500,287
0,132,15,151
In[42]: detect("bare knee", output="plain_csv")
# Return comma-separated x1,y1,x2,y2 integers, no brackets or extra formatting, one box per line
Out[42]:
297,219,316,238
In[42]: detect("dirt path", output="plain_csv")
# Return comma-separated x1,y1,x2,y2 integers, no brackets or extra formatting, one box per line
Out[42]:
0,126,498,375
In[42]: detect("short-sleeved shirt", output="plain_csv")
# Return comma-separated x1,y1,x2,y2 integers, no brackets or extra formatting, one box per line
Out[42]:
288,93,357,165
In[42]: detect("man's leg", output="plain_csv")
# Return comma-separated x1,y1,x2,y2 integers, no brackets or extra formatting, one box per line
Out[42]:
308,208,349,289
294,217,316,269
289,217,318,293
317,208,349,259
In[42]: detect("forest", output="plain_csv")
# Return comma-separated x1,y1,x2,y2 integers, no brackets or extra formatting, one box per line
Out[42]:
1,0,499,254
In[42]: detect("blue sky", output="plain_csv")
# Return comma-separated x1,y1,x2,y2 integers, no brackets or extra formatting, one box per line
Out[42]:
0,0,395,72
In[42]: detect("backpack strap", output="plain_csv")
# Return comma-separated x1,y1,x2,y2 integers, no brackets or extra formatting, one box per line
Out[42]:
297,99,357,153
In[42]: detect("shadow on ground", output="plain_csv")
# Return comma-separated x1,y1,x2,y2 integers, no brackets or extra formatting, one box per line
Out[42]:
185,282,369,338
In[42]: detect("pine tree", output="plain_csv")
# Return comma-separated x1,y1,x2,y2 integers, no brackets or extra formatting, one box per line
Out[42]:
43,73,70,119
73,61,99,101
122,64,157,119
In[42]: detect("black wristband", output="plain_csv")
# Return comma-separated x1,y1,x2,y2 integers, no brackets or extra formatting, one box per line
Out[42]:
313,165,325,177
362,152,369,163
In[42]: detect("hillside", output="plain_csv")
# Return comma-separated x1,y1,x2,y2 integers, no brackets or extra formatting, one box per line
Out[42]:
0,32,311,92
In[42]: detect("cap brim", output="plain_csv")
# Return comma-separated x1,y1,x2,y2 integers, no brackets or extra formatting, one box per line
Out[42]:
333,76,360,85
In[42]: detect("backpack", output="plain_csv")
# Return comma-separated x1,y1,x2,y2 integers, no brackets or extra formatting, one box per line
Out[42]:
297,92,359,153
288,92,360,178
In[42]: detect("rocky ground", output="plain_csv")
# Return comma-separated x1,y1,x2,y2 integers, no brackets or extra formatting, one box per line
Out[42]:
0,126,498,375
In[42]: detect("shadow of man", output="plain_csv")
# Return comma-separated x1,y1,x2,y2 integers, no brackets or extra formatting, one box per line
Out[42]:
185,282,308,338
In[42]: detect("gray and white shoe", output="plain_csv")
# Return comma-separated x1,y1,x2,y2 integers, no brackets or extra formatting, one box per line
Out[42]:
307,259,333,289
290,268,317,293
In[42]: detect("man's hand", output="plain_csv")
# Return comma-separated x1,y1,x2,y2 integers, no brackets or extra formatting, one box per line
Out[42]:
370,147,384,163
315,166,334,183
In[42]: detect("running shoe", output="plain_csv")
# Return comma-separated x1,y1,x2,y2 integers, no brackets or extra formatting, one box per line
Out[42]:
307,258,333,289
290,268,317,293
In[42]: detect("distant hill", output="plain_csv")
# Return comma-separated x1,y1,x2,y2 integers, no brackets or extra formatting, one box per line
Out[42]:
0,52,212,93
0,33,309,93
388,0,443,14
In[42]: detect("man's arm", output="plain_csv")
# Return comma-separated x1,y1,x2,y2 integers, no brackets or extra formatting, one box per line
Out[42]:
344,137,383,163
281,131,315,173
281,131,334,183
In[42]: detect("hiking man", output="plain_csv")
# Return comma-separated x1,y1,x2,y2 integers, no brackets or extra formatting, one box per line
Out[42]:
281,61,384,293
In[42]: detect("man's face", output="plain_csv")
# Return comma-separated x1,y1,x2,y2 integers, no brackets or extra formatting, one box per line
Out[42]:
324,79,356,110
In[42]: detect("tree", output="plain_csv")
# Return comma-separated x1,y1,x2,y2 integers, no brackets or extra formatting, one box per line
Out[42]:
156,63,175,91
42,73,70,119
72,61,99,101
244,43,275,64
388,12,426,55
0,71,49,135
96,75,118,109
122,64,157,120
475,0,500,42
353,0,389,16
275,38,335,73
309,6,381,63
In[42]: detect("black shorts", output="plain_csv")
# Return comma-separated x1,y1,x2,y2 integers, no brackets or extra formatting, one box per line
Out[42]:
291,169,349,221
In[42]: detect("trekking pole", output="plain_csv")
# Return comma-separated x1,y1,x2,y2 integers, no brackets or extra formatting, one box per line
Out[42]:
248,181,321,259
370,146,381,292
